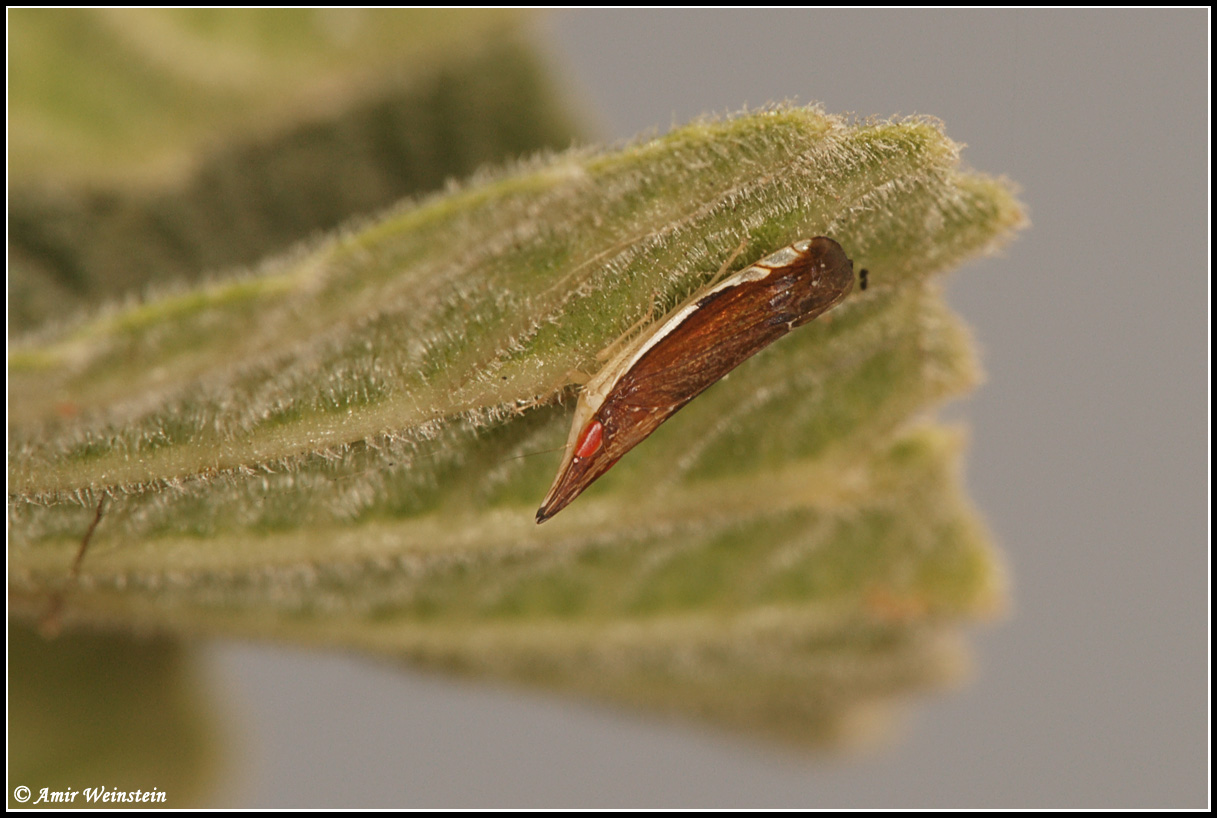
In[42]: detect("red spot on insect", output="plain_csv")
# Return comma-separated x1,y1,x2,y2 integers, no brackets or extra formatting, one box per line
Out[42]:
574,419,603,459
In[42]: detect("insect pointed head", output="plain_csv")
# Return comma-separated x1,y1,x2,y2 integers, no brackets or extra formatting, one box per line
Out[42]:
787,238,856,327
809,237,854,288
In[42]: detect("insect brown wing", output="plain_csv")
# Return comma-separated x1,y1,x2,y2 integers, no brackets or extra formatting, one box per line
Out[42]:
591,238,854,473
615,238,853,409
535,237,854,524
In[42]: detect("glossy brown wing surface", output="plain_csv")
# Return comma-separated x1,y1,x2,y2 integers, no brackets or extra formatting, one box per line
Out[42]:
535,238,853,523
592,241,854,470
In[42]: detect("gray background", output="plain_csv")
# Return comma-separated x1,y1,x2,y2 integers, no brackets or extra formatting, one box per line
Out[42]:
212,10,1209,807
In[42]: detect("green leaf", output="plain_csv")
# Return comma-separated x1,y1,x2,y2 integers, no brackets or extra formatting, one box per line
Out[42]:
9,105,1024,747
9,9,532,186
9,9,583,331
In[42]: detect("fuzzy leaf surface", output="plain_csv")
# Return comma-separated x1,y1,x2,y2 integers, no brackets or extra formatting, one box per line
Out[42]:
9,107,1024,746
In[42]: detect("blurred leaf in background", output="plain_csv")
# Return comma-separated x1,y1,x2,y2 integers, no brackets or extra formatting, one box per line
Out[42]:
8,8,1025,804
9,9,583,332
8,623,220,809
